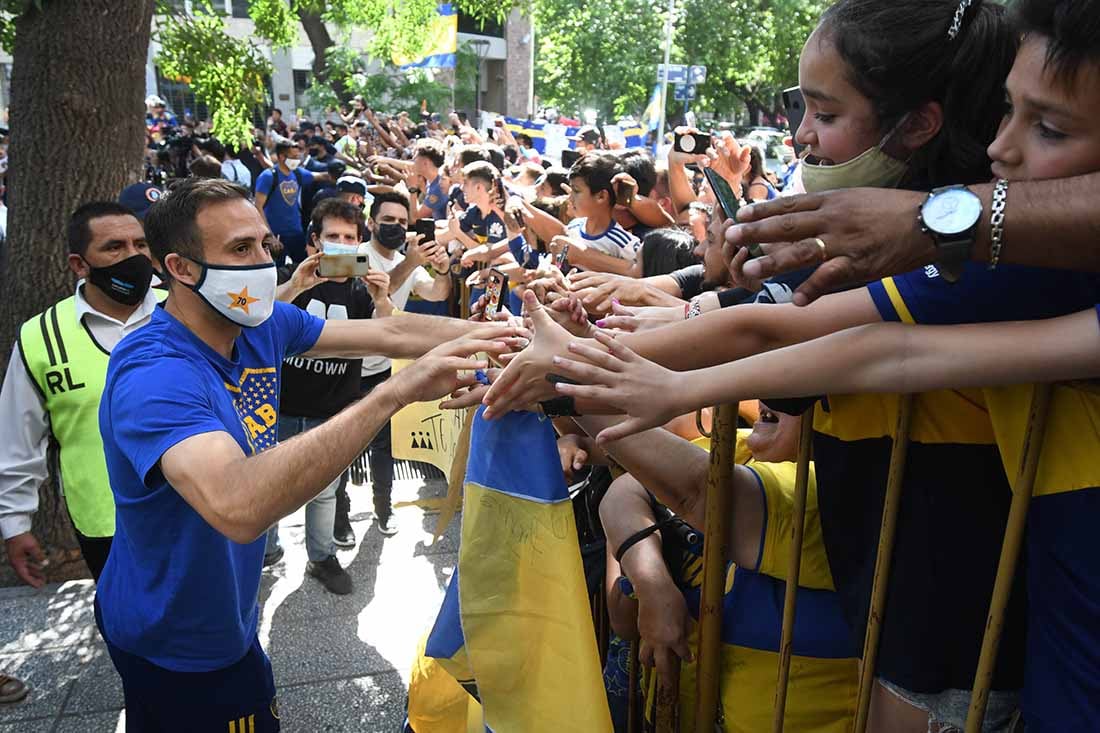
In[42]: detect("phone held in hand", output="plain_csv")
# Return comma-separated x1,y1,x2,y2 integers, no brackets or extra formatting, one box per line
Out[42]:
615,179,637,207
560,149,582,169
703,166,741,222
483,268,507,321
674,131,712,155
318,254,371,279
414,218,436,243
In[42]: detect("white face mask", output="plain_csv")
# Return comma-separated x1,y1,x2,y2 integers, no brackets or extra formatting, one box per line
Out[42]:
321,240,360,255
188,260,277,328
284,158,301,171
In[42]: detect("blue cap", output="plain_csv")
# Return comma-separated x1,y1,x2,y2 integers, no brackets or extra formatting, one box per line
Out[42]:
118,183,163,221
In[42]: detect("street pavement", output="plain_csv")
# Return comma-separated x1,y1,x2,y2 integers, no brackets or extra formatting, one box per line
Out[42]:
0,472,457,732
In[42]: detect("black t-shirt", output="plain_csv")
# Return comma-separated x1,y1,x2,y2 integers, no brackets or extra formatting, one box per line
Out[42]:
670,264,706,300
280,276,374,418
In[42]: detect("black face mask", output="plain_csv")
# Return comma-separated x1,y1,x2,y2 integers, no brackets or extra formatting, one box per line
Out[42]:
85,253,154,306
376,222,407,250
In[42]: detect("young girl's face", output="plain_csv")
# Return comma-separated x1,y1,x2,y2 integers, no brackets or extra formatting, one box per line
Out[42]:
988,37,1100,182
795,29,884,166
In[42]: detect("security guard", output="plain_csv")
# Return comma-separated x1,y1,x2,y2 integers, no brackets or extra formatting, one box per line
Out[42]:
0,200,161,585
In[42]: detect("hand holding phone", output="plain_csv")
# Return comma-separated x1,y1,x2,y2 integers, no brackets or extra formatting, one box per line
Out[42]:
703,167,741,222
674,131,712,155
414,218,436,244
482,269,508,321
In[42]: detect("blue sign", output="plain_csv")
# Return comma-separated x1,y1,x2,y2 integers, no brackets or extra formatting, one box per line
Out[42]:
689,65,707,85
657,64,688,85
673,84,697,102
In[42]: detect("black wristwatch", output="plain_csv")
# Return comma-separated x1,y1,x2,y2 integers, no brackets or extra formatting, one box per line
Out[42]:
407,187,422,195
919,185,983,283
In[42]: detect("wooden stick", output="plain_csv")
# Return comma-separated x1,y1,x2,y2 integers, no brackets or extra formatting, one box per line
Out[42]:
655,666,682,733
772,405,816,732
694,402,739,732
965,383,1054,733
854,394,915,733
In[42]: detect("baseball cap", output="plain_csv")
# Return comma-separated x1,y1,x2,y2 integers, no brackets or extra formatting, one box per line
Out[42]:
336,175,367,197
118,183,163,221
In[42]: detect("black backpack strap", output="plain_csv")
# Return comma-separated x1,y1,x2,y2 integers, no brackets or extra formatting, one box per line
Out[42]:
262,167,280,209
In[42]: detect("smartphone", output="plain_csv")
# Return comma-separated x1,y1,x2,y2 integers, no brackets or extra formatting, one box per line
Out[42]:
674,131,712,155
782,86,806,156
703,167,740,222
560,149,582,169
495,177,507,203
318,254,371,278
414,218,436,243
483,268,507,321
615,179,637,207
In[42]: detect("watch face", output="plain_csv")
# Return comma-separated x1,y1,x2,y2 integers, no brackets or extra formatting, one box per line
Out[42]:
922,188,982,235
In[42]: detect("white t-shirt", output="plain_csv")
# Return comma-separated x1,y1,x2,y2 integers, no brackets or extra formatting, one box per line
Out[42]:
360,245,435,376
565,217,641,263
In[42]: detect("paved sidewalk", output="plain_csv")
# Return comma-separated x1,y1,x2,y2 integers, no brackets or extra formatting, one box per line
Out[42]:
0,475,458,733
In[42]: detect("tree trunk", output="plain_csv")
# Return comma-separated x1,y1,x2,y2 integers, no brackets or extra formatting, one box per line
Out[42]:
296,5,345,101
0,0,155,586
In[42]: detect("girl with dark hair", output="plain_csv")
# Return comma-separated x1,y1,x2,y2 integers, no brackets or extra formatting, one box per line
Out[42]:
745,147,778,202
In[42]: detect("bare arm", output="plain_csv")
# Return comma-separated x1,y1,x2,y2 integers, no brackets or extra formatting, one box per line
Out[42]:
728,173,1100,306
304,315,516,360
568,247,636,276
160,337,498,543
627,194,675,228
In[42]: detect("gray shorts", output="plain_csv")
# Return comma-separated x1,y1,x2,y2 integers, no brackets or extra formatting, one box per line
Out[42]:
879,678,1020,732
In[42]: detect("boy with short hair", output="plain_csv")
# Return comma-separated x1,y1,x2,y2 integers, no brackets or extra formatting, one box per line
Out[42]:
554,152,641,275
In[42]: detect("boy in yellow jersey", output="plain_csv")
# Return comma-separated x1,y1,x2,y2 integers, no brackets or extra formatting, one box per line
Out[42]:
584,404,856,732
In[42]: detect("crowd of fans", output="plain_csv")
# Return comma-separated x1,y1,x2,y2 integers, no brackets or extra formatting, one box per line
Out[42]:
1,0,1099,731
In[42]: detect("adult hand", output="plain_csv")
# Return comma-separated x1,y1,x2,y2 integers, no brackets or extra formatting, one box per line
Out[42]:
709,133,752,188
425,242,451,272
551,331,688,444
360,270,390,303
727,246,766,292
545,293,594,338
288,251,330,293
557,434,592,482
440,367,501,411
667,126,711,170
637,576,694,696
724,188,932,306
5,532,46,588
596,302,684,334
388,326,516,407
569,271,656,312
483,290,577,419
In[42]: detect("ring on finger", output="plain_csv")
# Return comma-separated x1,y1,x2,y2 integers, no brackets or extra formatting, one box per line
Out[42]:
813,237,828,260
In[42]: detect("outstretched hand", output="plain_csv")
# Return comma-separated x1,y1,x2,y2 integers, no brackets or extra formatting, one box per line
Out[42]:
388,326,516,407
550,331,689,444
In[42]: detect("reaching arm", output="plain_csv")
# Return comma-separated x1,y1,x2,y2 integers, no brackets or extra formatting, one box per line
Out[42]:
160,336,501,543
568,246,636,276
304,314,518,360
627,194,675,228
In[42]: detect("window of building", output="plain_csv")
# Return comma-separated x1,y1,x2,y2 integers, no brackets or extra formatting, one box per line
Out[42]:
230,0,250,18
293,69,313,118
457,12,504,38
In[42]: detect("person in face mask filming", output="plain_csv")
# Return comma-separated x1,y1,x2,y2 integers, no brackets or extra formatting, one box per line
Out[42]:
93,178,513,733
0,202,162,589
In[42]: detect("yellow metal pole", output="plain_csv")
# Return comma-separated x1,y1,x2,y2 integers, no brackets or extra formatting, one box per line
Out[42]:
694,402,739,732
772,405,816,732
853,394,915,733
964,383,1054,733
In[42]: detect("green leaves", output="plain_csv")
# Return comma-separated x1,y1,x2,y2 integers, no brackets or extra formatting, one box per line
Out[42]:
155,1,272,146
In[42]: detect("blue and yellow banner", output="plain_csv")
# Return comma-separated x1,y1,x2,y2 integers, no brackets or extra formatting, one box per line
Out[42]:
394,3,458,69
500,115,646,157
425,408,613,732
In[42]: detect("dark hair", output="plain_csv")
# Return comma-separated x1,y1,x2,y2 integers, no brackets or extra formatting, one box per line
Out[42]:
275,141,295,157
640,228,698,278
308,198,366,242
189,155,222,179
144,178,251,282
516,133,534,148
515,162,543,184
458,145,491,167
539,167,570,196
503,144,519,165
1013,0,1100,88
368,189,410,220
463,160,498,188
415,141,446,168
485,144,506,172
818,0,1017,186
272,108,283,116
199,137,226,161
616,150,657,196
68,201,138,256
568,151,622,205
747,146,766,181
